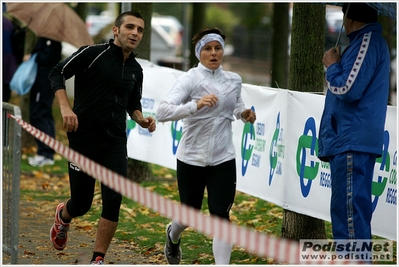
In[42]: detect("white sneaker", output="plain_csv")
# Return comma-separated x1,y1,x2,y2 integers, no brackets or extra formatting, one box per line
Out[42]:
28,155,55,167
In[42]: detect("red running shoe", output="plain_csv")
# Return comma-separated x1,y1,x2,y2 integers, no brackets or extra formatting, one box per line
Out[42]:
90,256,105,265
49,202,70,250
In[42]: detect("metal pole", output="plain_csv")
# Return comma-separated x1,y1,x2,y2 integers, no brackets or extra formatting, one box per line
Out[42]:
121,2,130,13
335,3,350,48
10,104,21,264
2,102,21,264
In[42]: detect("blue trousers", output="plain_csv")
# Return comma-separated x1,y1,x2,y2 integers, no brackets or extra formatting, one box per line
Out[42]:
29,69,55,159
329,152,376,239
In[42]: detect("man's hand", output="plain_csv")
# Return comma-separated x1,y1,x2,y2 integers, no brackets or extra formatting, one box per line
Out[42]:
55,89,78,132
137,117,156,132
132,110,156,132
323,46,341,68
60,105,78,132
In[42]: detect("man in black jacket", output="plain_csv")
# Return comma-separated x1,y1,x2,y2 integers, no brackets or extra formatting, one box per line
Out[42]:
48,11,156,265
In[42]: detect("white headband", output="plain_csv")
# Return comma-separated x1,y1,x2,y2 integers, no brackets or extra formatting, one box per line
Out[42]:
194,33,225,60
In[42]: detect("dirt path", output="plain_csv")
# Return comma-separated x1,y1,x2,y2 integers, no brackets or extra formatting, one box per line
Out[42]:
2,174,168,265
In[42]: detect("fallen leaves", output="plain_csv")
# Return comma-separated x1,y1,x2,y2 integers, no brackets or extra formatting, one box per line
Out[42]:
41,181,50,190
236,199,258,208
14,164,286,265
137,236,149,241
138,206,150,216
74,223,93,231
120,204,137,217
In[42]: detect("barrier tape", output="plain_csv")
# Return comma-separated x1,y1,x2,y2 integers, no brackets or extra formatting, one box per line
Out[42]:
9,114,359,265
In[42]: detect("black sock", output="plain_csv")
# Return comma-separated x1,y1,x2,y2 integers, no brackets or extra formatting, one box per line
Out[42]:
92,252,105,262
59,210,71,224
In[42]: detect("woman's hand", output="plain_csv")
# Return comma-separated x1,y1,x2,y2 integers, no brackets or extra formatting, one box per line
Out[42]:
241,109,256,124
196,94,219,110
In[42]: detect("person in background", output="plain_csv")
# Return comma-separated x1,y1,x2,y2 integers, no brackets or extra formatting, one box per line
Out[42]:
27,37,62,167
2,5,18,103
48,11,156,265
319,3,390,241
156,27,256,265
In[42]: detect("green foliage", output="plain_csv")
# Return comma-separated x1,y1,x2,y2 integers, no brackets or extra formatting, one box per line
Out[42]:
205,4,239,41
87,3,108,15
228,3,272,30
81,2,275,43
153,3,184,22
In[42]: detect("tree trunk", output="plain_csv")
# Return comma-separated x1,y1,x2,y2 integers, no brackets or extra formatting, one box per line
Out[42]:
282,3,326,240
73,3,89,22
189,3,207,68
127,159,152,183
282,210,326,240
125,3,153,182
128,3,152,61
289,3,325,93
271,3,290,89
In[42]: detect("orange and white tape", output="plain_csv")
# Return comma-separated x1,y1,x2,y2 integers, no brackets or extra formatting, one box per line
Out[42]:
9,114,358,265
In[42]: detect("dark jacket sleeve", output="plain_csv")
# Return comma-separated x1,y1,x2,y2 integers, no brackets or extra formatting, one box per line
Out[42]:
127,69,143,117
48,44,96,93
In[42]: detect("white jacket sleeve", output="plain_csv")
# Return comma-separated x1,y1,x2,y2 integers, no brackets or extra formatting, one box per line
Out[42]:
233,80,247,123
156,74,197,122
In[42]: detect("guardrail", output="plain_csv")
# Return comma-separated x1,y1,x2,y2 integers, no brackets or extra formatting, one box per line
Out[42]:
2,102,22,264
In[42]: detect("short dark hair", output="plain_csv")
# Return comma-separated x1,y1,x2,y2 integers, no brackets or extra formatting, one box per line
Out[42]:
115,11,144,28
192,28,226,46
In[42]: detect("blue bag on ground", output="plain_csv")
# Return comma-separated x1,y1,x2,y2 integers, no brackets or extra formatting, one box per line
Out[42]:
10,53,38,95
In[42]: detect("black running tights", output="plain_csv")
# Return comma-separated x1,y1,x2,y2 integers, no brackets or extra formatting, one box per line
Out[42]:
66,135,126,222
176,159,237,220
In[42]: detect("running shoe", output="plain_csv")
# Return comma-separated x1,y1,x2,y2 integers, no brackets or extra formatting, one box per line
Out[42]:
90,256,105,265
50,203,69,250
164,223,182,264
28,155,54,167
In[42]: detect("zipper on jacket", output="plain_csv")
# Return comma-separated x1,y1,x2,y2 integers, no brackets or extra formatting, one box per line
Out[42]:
205,70,220,166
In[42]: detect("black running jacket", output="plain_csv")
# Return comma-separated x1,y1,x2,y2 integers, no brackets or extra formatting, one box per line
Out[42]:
49,39,143,142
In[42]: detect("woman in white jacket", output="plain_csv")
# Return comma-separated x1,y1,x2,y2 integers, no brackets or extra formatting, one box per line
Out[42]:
157,28,256,265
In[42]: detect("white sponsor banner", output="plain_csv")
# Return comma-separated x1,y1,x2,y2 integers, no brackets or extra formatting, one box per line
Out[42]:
127,59,397,240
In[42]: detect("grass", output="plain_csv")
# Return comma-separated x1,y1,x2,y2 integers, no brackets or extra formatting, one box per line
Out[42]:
20,173,397,265
19,158,397,265
14,94,396,264
21,152,69,175
17,139,396,263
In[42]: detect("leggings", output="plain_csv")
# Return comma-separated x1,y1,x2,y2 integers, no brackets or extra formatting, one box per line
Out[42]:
176,159,237,220
66,134,126,222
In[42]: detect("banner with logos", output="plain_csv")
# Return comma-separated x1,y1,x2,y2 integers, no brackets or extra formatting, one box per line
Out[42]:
127,59,397,240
